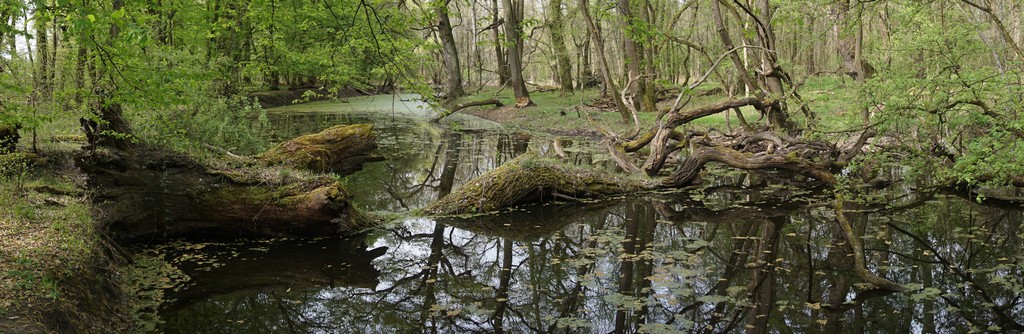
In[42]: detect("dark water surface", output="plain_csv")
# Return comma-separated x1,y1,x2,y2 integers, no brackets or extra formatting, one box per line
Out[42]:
153,96,1024,333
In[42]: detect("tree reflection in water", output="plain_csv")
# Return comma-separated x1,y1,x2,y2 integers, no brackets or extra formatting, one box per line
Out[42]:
158,111,1024,333
159,193,1024,333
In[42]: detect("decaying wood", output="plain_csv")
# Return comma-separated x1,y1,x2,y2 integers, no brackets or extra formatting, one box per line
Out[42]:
426,153,652,215
259,124,381,175
661,145,837,188
430,98,504,123
83,124,382,241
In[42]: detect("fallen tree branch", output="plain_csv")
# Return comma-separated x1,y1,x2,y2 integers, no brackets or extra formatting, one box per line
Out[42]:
430,98,504,123
661,145,837,187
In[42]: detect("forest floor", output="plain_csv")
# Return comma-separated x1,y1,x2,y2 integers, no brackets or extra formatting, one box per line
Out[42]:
456,76,863,138
0,141,130,333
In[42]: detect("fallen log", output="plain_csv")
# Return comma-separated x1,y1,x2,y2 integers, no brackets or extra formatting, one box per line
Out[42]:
430,132,839,214
425,153,652,215
430,98,503,123
259,124,382,175
662,145,837,187
84,124,381,241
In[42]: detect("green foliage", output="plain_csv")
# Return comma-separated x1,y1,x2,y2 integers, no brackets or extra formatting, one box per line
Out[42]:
854,1,1024,187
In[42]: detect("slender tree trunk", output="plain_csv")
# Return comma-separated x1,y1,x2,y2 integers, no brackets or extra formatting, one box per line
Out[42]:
755,0,790,130
49,6,59,95
471,2,483,89
34,0,50,100
618,0,645,110
436,0,465,99
579,0,629,121
491,0,510,86
502,0,533,107
836,0,874,81
546,0,573,93
639,0,656,109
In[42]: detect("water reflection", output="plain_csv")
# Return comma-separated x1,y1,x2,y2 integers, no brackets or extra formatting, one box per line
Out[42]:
156,100,1024,333
159,194,1024,333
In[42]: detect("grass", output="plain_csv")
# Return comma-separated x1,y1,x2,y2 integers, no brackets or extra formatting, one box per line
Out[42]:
453,76,865,139
0,139,102,331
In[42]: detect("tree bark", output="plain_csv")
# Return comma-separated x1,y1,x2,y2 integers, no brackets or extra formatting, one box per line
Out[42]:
34,0,50,100
836,0,875,81
426,153,650,214
258,124,382,175
578,0,629,121
491,0,510,86
618,0,647,110
545,0,573,93
502,0,533,107
83,125,381,241
435,0,465,99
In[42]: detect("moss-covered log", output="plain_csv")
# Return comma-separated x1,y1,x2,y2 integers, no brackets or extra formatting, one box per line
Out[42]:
84,157,371,241
82,124,383,241
426,153,652,215
259,124,381,175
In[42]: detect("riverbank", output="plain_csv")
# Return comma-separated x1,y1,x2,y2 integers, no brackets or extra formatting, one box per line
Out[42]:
0,142,132,333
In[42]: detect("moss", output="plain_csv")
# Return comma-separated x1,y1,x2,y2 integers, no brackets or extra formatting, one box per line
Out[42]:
259,124,377,173
426,153,651,215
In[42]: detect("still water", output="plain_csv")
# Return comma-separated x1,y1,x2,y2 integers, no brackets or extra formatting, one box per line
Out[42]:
153,95,1024,333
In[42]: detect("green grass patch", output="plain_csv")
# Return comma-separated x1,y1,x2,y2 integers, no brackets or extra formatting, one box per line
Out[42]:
0,144,97,317
456,76,866,140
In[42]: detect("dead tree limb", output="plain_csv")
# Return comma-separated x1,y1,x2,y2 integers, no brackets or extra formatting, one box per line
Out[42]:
430,98,503,123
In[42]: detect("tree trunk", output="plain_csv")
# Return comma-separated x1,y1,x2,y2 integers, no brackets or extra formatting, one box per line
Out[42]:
755,0,791,130
836,0,874,81
618,0,644,111
578,0,629,121
436,1,465,99
82,125,381,241
502,0,533,107
258,124,382,175
546,0,573,93
426,153,649,214
34,0,50,100
491,0,510,86
82,0,133,151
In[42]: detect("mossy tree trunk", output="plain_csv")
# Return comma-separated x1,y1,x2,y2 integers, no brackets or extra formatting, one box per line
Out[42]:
84,124,381,241
426,153,651,215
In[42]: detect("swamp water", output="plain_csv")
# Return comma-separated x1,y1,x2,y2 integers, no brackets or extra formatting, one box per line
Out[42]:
147,95,1024,333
